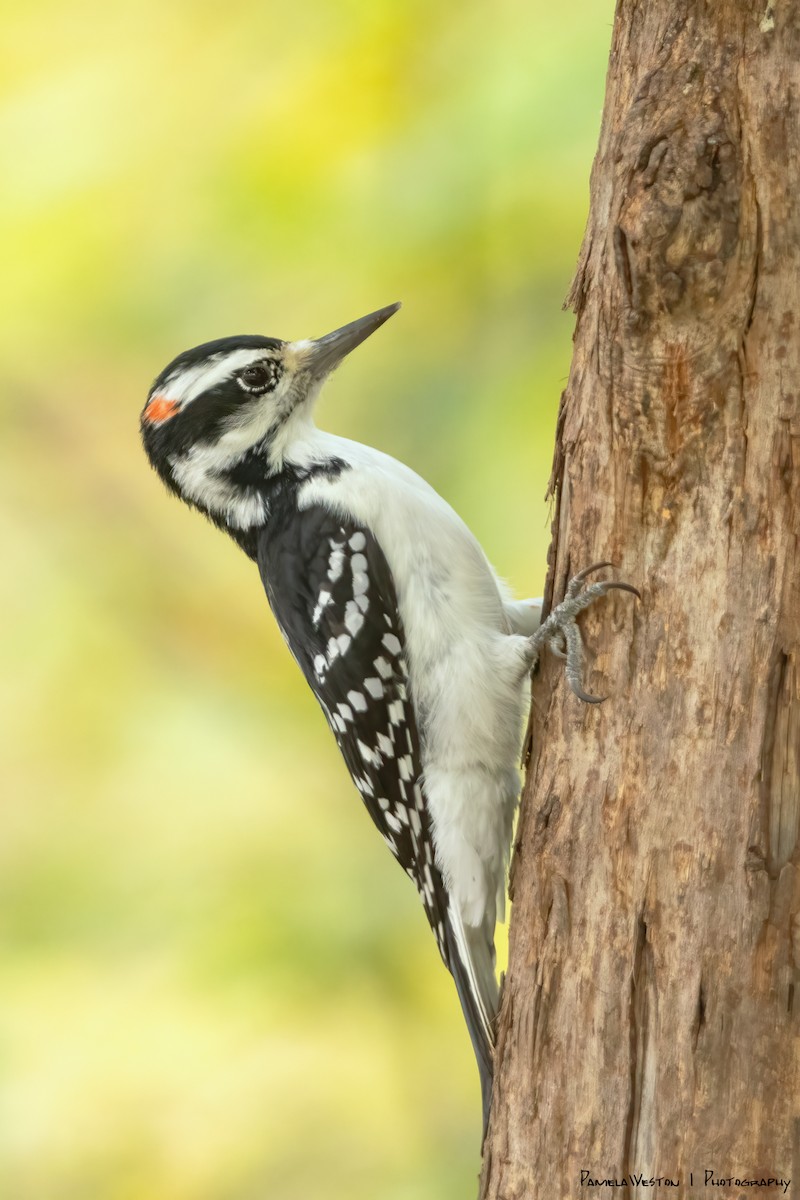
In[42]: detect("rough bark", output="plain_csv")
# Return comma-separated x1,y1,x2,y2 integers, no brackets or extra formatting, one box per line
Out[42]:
481,5,800,1197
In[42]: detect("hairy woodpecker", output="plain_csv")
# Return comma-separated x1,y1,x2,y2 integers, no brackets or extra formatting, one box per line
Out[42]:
140,303,637,1134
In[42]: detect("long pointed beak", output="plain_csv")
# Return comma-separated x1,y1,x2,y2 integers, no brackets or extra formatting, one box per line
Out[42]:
302,302,401,379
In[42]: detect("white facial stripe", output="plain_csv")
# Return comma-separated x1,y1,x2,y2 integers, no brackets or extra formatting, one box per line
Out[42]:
170,446,268,528
215,401,287,458
158,348,271,406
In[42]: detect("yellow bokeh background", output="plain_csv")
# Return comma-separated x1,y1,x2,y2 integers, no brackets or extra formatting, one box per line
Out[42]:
1,3,612,1196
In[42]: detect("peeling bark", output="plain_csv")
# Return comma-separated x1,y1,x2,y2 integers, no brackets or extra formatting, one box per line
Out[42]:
481,4,800,1196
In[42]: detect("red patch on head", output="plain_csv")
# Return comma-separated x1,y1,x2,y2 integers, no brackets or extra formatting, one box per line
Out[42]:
143,394,179,424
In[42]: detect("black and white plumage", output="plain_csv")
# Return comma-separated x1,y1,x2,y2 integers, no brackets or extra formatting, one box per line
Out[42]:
140,303,636,1136
257,500,496,1105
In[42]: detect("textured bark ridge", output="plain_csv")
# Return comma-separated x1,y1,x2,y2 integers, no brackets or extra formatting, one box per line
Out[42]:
481,5,800,1197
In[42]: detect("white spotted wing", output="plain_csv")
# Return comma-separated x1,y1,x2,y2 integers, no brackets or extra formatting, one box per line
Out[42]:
255,507,449,960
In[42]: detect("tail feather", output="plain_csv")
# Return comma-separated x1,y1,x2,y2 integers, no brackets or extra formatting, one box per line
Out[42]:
445,905,499,1139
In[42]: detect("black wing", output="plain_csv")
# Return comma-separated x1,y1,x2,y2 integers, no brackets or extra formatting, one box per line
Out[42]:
255,503,495,1128
256,504,449,956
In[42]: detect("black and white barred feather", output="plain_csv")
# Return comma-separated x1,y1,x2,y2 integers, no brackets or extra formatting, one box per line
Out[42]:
256,503,494,1111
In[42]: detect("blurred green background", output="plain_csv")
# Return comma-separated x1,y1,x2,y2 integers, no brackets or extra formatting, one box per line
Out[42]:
0,2,612,1197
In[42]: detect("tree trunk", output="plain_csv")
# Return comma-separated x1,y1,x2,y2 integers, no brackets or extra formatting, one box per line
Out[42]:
481,4,800,1197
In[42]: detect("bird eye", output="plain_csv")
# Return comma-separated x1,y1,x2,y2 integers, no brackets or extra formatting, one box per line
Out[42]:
238,361,277,395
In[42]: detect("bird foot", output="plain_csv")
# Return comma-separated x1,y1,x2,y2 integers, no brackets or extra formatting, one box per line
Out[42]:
527,562,640,704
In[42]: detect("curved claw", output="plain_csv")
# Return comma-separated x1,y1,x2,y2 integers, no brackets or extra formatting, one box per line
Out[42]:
570,685,607,705
566,561,616,601
570,560,615,584
532,561,638,705
608,581,641,600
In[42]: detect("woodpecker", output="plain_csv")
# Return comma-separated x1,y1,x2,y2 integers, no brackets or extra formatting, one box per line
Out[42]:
141,303,637,1134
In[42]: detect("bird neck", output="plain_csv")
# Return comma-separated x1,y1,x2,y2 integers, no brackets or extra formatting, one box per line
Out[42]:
174,425,346,562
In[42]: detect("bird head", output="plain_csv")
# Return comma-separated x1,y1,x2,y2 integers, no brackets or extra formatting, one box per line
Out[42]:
141,302,401,495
